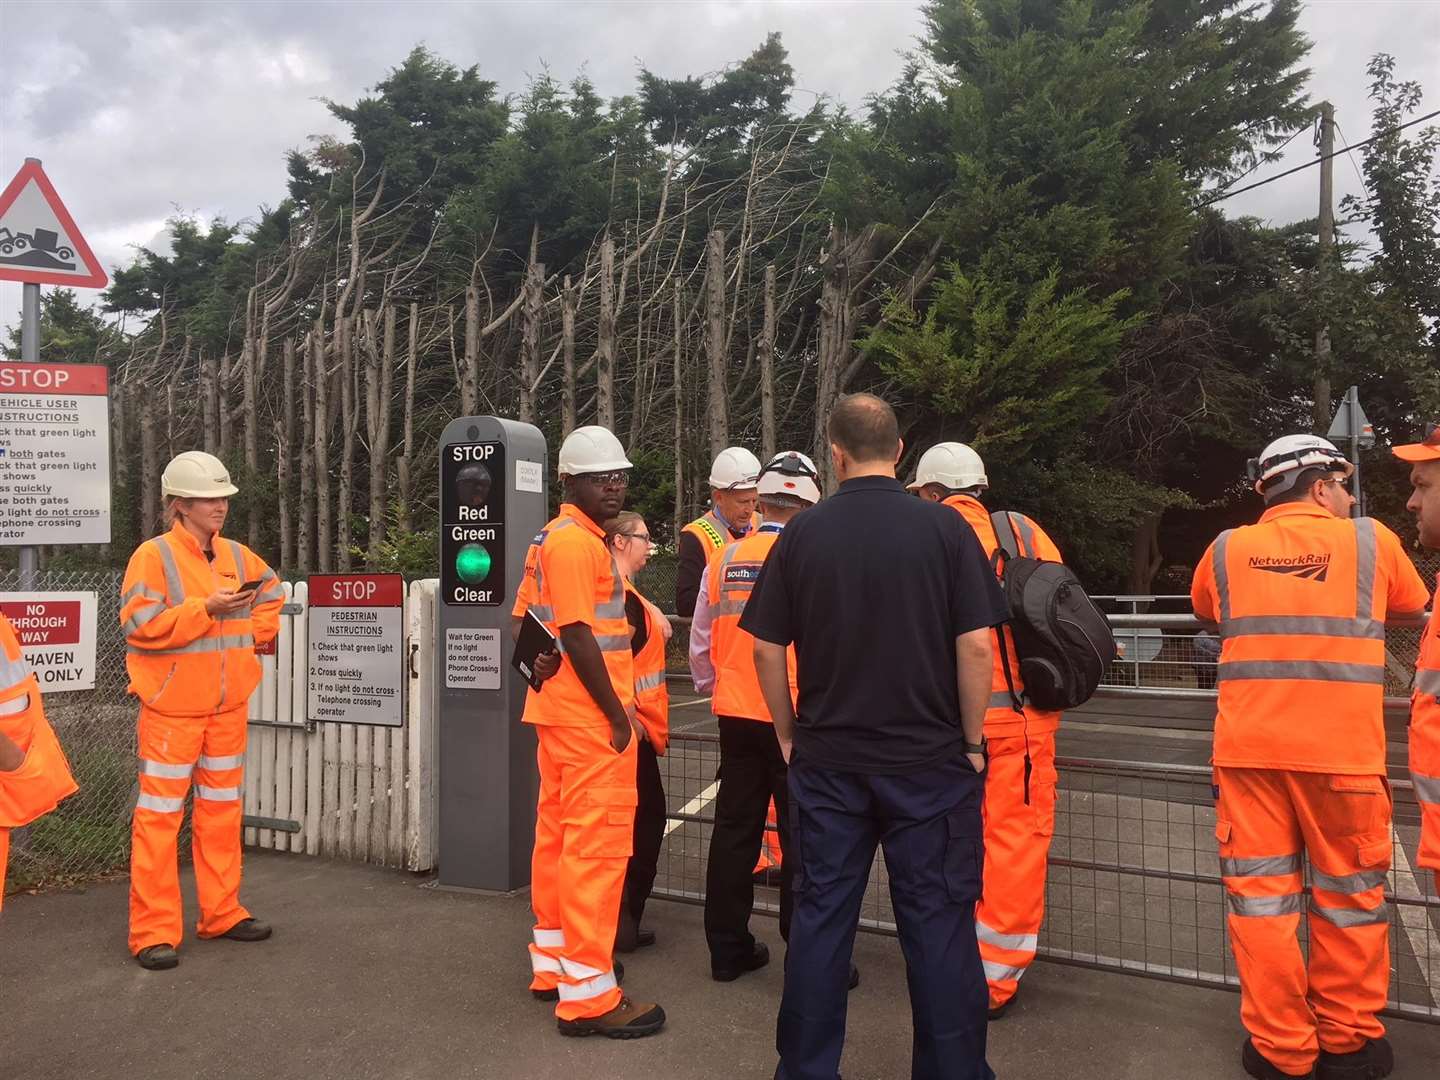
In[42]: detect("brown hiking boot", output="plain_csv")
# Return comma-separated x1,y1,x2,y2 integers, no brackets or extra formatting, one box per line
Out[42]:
557,997,666,1039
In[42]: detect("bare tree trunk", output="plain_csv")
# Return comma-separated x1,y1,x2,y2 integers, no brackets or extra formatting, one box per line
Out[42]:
337,315,355,571
813,227,851,493
461,286,480,416
398,303,419,533
242,291,261,547
672,279,685,542
279,337,298,567
218,351,233,457
705,229,728,456
299,333,316,574
165,382,178,464
1127,513,1165,595
140,396,160,537
597,238,616,429
760,264,777,461
314,329,333,573
112,385,130,549
201,349,218,454
366,304,396,566
562,275,577,436
520,246,544,425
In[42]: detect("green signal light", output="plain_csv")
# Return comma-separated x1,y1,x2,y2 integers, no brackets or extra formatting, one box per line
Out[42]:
455,543,492,584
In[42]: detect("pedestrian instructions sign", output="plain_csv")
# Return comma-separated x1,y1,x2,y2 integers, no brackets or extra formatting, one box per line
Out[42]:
0,592,98,692
0,363,110,545
0,160,108,288
306,574,404,727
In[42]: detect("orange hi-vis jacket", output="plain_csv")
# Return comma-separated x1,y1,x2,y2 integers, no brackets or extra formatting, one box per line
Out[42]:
943,495,1063,737
1192,503,1429,775
682,509,760,558
629,581,669,753
516,505,635,726
707,526,797,723
1411,589,1440,874
0,613,77,830
120,522,285,716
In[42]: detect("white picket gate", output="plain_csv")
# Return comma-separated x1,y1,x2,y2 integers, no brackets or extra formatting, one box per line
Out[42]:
240,578,439,871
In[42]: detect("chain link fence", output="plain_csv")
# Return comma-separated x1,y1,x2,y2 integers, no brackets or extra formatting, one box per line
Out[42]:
2,569,143,895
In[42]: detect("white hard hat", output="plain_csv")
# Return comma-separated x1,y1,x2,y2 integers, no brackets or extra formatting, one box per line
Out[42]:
906,442,987,492
757,451,821,505
161,451,239,498
1250,434,1353,495
557,425,633,475
708,446,762,490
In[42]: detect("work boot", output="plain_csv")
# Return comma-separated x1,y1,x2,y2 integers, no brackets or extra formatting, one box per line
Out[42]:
848,963,860,992
135,944,179,971
557,997,666,1039
988,986,1019,1021
533,958,624,1001
218,918,272,942
1242,1038,1314,1079
712,940,769,982
1316,1038,1394,1080
615,912,657,953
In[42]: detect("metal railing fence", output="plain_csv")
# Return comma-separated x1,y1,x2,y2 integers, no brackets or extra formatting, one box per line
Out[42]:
651,732,1440,1024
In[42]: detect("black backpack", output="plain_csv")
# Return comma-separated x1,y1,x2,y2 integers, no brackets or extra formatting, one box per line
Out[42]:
989,511,1116,711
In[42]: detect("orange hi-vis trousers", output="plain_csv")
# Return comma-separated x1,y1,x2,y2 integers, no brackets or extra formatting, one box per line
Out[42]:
528,723,638,1021
0,827,9,910
129,704,251,954
1214,767,1392,1076
976,732,1057,1007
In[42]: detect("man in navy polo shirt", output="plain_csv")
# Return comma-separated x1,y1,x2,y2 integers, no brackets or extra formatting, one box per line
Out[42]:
742,393,1004,1080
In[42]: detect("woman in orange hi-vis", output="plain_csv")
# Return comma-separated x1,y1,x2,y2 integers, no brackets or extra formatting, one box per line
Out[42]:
600,511,670,953
511,426,665,1040
1192,435,1429,1080
120,451,285,971
908,442,1064,1020
0,612,78,911
1393,426,1440,897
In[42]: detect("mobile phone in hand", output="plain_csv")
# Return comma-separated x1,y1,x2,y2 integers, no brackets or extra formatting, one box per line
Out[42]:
236,579,266,594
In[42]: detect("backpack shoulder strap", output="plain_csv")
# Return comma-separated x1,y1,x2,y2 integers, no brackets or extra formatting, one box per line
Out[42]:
989,510,1024,562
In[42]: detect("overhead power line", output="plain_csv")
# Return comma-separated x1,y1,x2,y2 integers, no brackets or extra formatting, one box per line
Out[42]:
1198,107,1440,208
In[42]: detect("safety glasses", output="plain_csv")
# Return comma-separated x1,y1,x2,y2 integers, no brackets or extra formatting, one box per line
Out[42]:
577,470,630,488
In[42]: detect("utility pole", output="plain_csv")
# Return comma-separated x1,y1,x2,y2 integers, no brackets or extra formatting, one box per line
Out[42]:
1312,102,1335,434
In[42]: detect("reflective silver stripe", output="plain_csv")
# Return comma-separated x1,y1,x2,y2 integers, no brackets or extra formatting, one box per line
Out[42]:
530,952,562,975
1227,892,1305,917
121,582,165,605
0,693,29,716
1216,660,1385,685
1413,770,1440,805
152,537,185,608
198,754,245,771
137,793,185,813
533,927,566,948
594,555,628,620
123,603,167,636
1353,518,1376,619
560,957,608,980
976,920,1038,953
254,585,285,606
712,599,749,618
982,959,1027,984
1311,902,1388,928
529,605,554,623
0,652,32,688
1415,668,1440,696
594,634,633,653
531,518,576,600
1311,868,1388,894
195,784,241,801
1220,854,1302,878
556,970,618,1002
635,670,665,692
988,690,1022,711
1213,530,1234,622
140,759,194,779
1220,615,1384,640
1010,513,1036,556
226,540,247,585
127,634,255,657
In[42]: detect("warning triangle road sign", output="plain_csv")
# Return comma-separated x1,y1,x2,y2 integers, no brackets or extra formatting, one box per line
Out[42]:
0,160,108,288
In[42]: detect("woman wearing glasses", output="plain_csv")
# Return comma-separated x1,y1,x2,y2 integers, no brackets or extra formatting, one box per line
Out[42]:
602,512,671,953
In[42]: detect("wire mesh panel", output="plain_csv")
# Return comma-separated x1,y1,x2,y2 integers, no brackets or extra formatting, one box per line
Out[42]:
652,734,1440,1025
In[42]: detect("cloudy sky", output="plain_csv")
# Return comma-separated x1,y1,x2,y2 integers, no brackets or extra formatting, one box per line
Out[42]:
1,0,1437,337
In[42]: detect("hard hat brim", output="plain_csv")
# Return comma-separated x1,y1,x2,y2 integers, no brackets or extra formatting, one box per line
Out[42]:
164,481,240,498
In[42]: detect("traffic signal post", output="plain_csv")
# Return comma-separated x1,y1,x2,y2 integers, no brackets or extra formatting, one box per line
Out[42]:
435,415,548,891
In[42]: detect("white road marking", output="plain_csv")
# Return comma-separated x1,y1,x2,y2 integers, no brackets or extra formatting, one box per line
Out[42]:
664,780,720,837
670,696,711,707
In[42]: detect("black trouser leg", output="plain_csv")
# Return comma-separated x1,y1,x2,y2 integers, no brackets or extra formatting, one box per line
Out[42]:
624,738,666,925
704,716,779,968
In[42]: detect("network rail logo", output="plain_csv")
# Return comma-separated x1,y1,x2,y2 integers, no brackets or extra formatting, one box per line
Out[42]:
1247,553,1331,582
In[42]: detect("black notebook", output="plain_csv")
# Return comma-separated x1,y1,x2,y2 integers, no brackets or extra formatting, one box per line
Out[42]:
511,608,559,691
